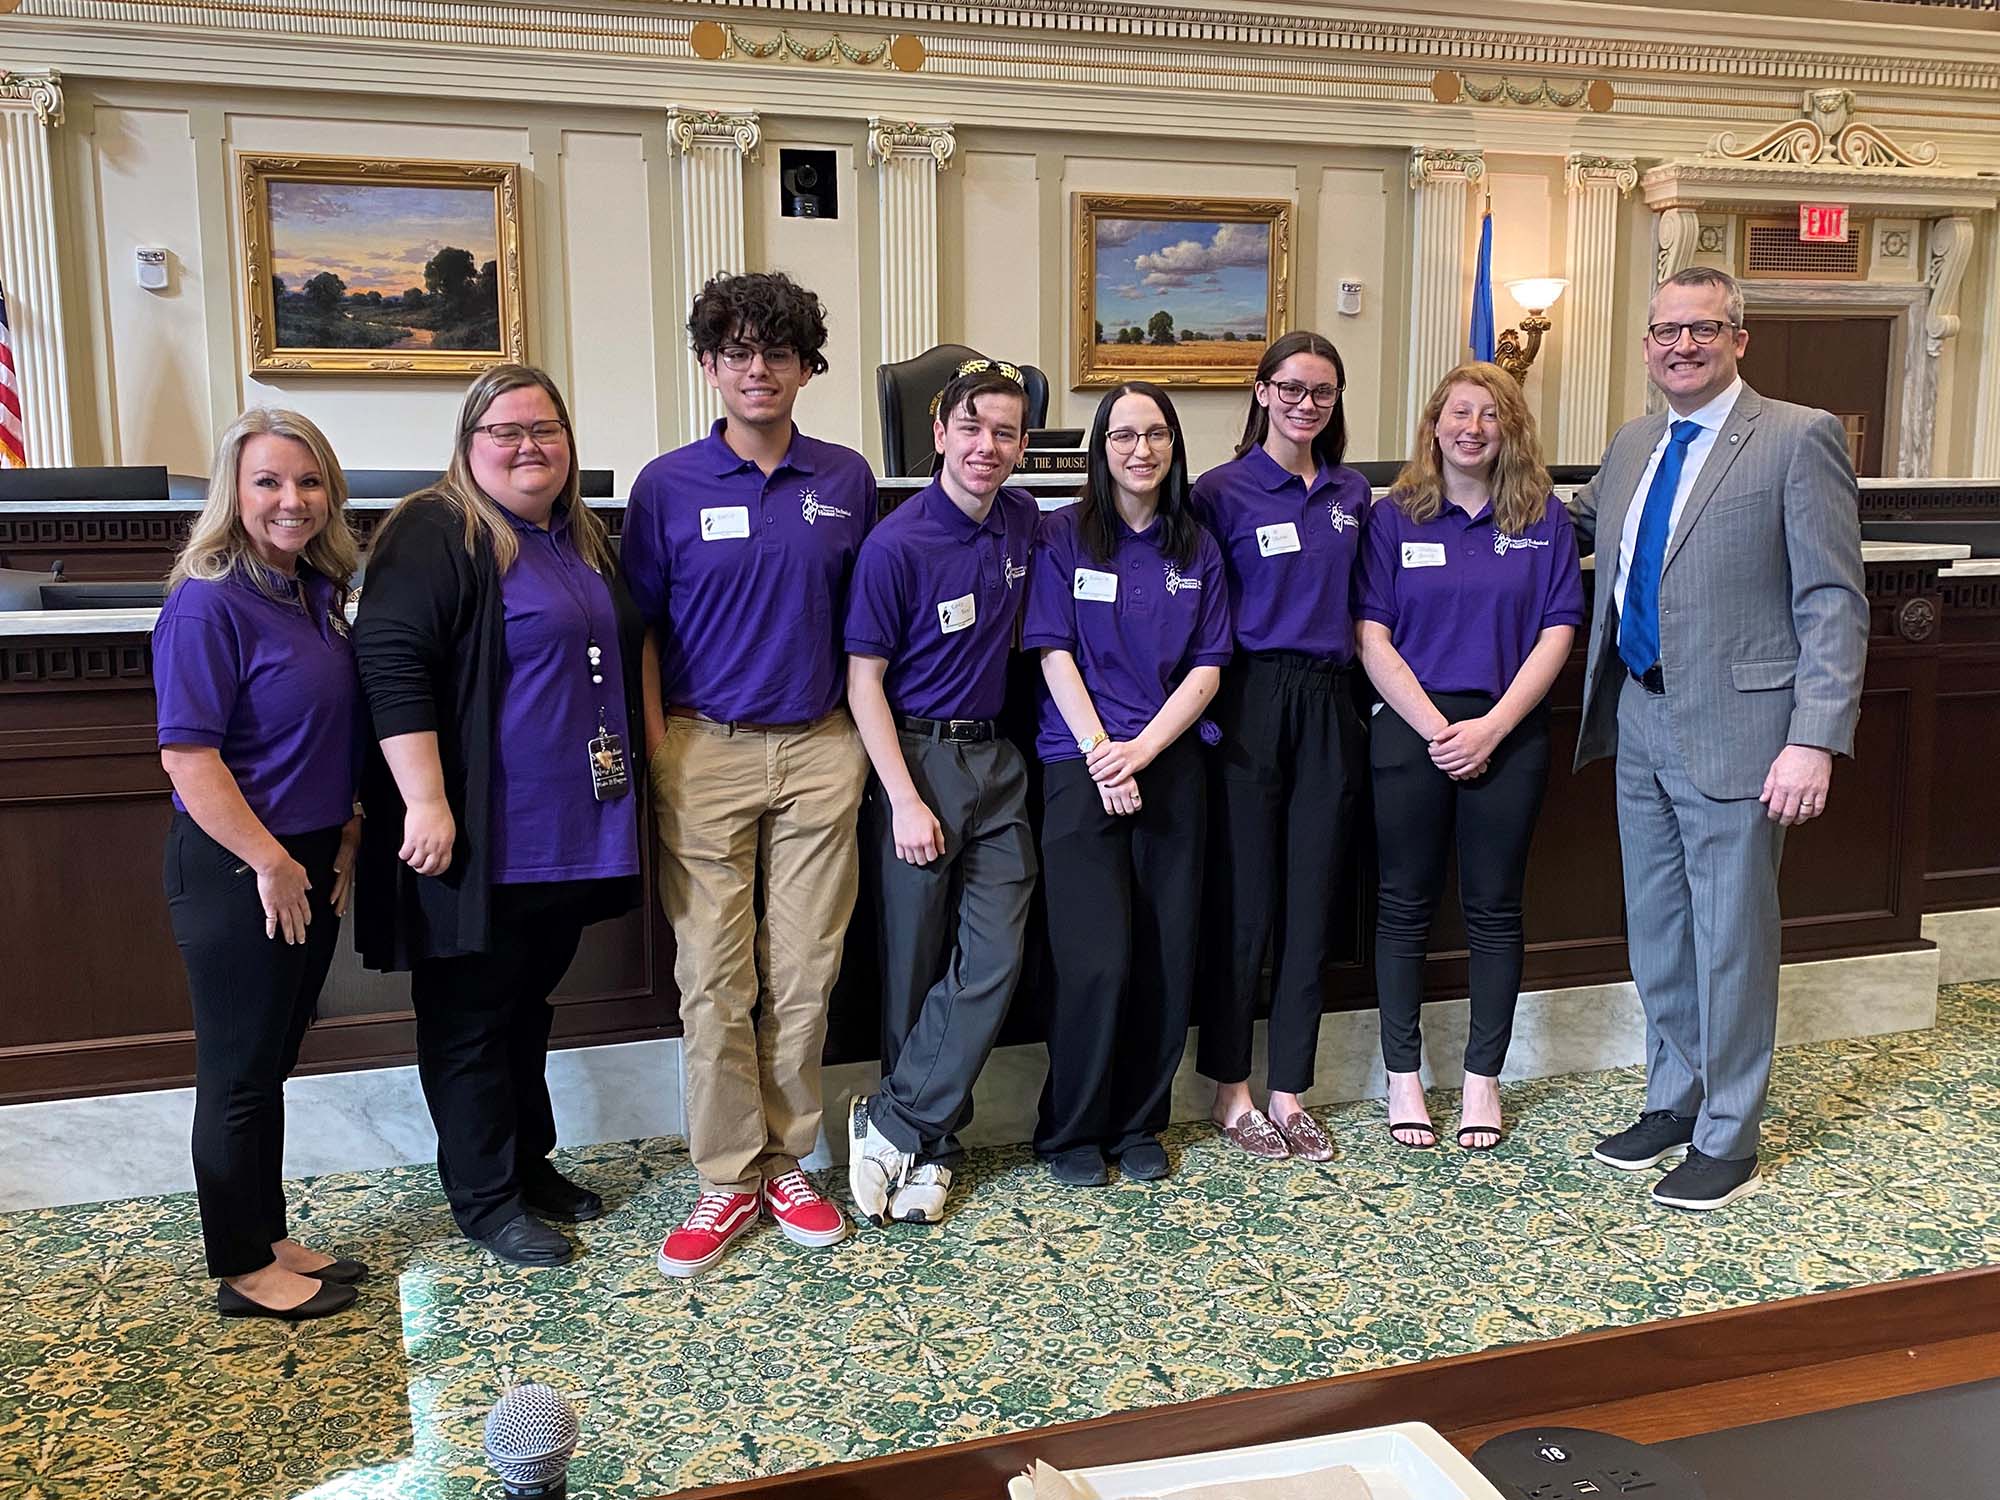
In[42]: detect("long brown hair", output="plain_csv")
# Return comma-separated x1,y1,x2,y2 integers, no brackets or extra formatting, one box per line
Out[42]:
379,363,615,576
168,407,358,607
1393,362,1551,536
1232,329,1347,469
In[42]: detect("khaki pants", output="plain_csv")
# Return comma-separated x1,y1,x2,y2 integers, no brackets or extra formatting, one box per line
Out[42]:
651,710,868,1194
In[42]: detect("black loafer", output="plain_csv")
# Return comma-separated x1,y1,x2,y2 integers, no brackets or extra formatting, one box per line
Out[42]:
1043,1146,1109,1187
522,1165,605,1224
1117,1139,1171,1181
309,1258,370,1285
473,1213,574,1266
218,1278,357,1321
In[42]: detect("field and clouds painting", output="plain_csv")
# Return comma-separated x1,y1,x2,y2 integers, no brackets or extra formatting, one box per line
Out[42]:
1076,197,1288,386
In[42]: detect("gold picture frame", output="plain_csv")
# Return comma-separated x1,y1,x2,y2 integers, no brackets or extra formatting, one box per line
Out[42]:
1073,194,1292,388
239,152,526,377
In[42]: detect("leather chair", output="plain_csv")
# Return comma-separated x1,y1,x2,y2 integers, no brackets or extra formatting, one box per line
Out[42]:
876,344,1051,477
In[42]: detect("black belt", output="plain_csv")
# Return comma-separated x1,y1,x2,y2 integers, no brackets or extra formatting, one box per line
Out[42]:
895,712,997,743
1628,663,1665,695
1246,649,1350,680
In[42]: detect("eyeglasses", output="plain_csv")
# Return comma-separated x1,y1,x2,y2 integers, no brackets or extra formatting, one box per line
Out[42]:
1647,320,1735,347
717,343,800,372
473,420,569,447
1265,379,1342,408
1105,426,1175,454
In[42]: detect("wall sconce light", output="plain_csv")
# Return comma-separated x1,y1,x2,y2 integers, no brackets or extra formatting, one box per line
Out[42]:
1495,277,1567,381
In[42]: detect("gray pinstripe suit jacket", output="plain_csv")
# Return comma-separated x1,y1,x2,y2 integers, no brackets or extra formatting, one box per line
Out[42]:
1570,385,1869,801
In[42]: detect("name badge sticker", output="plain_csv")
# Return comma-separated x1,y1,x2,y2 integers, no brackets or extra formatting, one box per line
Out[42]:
1256,522,1302,557
1401,542,1447,568
699,506,752,541
1073,568,1119,603
937,592,977,634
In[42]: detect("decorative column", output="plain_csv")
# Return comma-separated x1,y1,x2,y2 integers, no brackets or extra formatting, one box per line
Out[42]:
1556,155,1637,465
667,107,760,438
868,119,955,365
1910,213,1973,476
1973,211,2000,477
1644,208,1702,414
0,71,74,466
1406,147,1484,442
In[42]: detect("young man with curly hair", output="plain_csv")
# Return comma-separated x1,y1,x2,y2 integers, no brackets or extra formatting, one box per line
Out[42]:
622,272,877,1275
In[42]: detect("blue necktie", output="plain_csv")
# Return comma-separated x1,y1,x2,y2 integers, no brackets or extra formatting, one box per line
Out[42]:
1619,419,1703,678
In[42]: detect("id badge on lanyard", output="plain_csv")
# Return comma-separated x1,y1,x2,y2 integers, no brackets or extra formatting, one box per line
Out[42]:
588,707,630,801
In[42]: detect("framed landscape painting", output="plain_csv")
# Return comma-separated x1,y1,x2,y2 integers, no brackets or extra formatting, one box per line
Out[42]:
1073,194,1292,388
238,153,526,376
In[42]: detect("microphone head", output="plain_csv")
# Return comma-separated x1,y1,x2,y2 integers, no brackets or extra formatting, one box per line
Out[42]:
484,1383,579,1496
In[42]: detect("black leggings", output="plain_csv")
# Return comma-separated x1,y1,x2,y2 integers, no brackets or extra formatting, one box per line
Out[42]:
1371,692,1550,1077
166,812,343,1279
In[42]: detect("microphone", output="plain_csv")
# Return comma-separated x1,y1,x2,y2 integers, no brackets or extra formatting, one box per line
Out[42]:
483,1383,579,1498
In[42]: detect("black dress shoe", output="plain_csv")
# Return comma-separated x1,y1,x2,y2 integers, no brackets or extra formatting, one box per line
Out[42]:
309,1258,370,1285
218,1278,358,1321
473,1213,574,1266
522,1165,605,1224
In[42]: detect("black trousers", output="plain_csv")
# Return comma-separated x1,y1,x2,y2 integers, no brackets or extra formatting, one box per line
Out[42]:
1196,652,1363,1094
166,812,344,1279
1371,691,1551,1076
409,881,601,1238
1034,738,1203,1158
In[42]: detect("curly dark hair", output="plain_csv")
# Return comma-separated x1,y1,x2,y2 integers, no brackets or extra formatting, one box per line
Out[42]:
685,271,831,374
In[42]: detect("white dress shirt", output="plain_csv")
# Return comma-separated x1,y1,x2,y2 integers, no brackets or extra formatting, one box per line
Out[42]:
1611,377,1744,621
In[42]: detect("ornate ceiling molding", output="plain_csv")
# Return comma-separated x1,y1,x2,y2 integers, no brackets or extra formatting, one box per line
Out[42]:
1708,89,1941,169
1433,71,1615,112
0,70,64,127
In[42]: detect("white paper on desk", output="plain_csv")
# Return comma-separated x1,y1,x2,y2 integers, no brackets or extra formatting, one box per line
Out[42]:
1029,1458,1373,1500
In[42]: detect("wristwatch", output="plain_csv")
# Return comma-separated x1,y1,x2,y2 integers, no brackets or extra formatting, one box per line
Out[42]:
1077,732,1106,755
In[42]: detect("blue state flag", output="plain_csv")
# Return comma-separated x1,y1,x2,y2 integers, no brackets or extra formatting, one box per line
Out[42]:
1469,210,1496,363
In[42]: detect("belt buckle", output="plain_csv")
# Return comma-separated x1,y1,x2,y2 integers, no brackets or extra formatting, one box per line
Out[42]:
946,718,980,741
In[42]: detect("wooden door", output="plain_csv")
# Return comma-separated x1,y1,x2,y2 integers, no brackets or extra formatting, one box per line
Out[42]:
1738,314,1892,477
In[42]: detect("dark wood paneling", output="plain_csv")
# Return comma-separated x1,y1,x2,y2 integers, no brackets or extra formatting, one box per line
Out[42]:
1928,573,2000,911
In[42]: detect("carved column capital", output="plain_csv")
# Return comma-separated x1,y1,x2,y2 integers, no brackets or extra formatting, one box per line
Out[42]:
0,71,64,128
1410,146,1484,189
1564,153,1638,195
1924,214,1974,358
867,119,956,171
1655,207,1702,285
666,107,761,161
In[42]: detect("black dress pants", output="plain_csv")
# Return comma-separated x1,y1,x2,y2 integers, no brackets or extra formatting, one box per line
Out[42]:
1034,738,1204,1159
1196,652,1363,1094
166,812,343,1279
1371,692,1551,1077
409,882,595,1238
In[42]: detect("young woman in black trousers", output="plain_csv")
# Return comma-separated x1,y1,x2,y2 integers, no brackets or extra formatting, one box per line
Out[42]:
155,407,367,1320
353,364,647,1267
1355,363,1583,1150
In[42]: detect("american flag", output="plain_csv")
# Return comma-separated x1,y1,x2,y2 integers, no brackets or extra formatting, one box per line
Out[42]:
0,280,24,467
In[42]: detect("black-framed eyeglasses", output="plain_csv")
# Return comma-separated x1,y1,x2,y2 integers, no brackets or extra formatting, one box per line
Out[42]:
1265,378,1342,408
1105,426,1175,454
472,420,569,446
1647,319,1735,347
717,342,800,372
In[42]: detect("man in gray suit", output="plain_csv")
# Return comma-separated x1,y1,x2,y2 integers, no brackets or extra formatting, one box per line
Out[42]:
1571,265,1867,1210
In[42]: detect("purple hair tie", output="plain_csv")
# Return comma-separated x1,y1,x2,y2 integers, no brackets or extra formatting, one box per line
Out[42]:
1197,718,1223,748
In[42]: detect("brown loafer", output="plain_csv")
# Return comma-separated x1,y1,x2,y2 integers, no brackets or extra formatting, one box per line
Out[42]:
1215,1107,1290,1160
1276,1109,1336,1162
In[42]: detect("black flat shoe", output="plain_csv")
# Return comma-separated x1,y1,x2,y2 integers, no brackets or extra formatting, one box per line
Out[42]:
1043,1146,1109,1187
473,1213,574,1266
308,1258,370,1285
218,1278,357,1321
522,1165,605,1224
1117,1139,1171,1181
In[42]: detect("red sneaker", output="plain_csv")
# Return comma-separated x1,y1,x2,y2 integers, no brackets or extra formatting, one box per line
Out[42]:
656,1190,758,1278
762,1169,849,1248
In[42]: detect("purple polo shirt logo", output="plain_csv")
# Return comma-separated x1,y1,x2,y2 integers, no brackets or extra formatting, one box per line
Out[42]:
1004,553,1027,588
327,607,351,639
1493,532,1552,555
1163,562,1202,595
799,487,852,525
1327,498,1358,531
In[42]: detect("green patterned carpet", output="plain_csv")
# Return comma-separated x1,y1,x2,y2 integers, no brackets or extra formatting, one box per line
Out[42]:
5,981,1999,1500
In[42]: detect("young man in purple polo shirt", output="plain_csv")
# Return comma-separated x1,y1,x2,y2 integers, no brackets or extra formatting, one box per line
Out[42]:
844,365,1040,1226
623,272,877,1277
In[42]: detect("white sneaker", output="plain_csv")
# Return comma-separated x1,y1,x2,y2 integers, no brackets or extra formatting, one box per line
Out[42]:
889,1162,953,1224
847,1095,912,1227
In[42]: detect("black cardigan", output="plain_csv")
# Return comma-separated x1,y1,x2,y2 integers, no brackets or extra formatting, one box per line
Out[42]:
351,496,647,971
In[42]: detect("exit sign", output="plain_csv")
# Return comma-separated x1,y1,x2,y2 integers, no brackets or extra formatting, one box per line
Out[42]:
1799,203,1850,242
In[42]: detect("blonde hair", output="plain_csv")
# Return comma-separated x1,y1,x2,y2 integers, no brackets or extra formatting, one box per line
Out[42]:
167,407,358,605
1392,362,1552,537
379,363,614,577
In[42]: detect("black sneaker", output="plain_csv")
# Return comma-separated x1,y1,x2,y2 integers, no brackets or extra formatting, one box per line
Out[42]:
1591,1109,1696,1171
1652,1147,1760,1210
522,1163,605,1224
1043,1146,1109,1187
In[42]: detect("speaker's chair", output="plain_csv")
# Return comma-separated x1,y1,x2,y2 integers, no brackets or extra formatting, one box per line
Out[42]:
876,344,1051,477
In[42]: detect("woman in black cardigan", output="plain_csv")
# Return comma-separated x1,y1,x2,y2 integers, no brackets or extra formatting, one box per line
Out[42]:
354,364,646,1267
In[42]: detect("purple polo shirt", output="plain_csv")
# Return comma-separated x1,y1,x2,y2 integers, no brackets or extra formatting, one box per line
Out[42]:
1190,446,1371,662
1023,504,1233,764
844,481,1038,721
489,507,640,884
153,565,360,834
1356,492,1585,698
622,421,876,723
